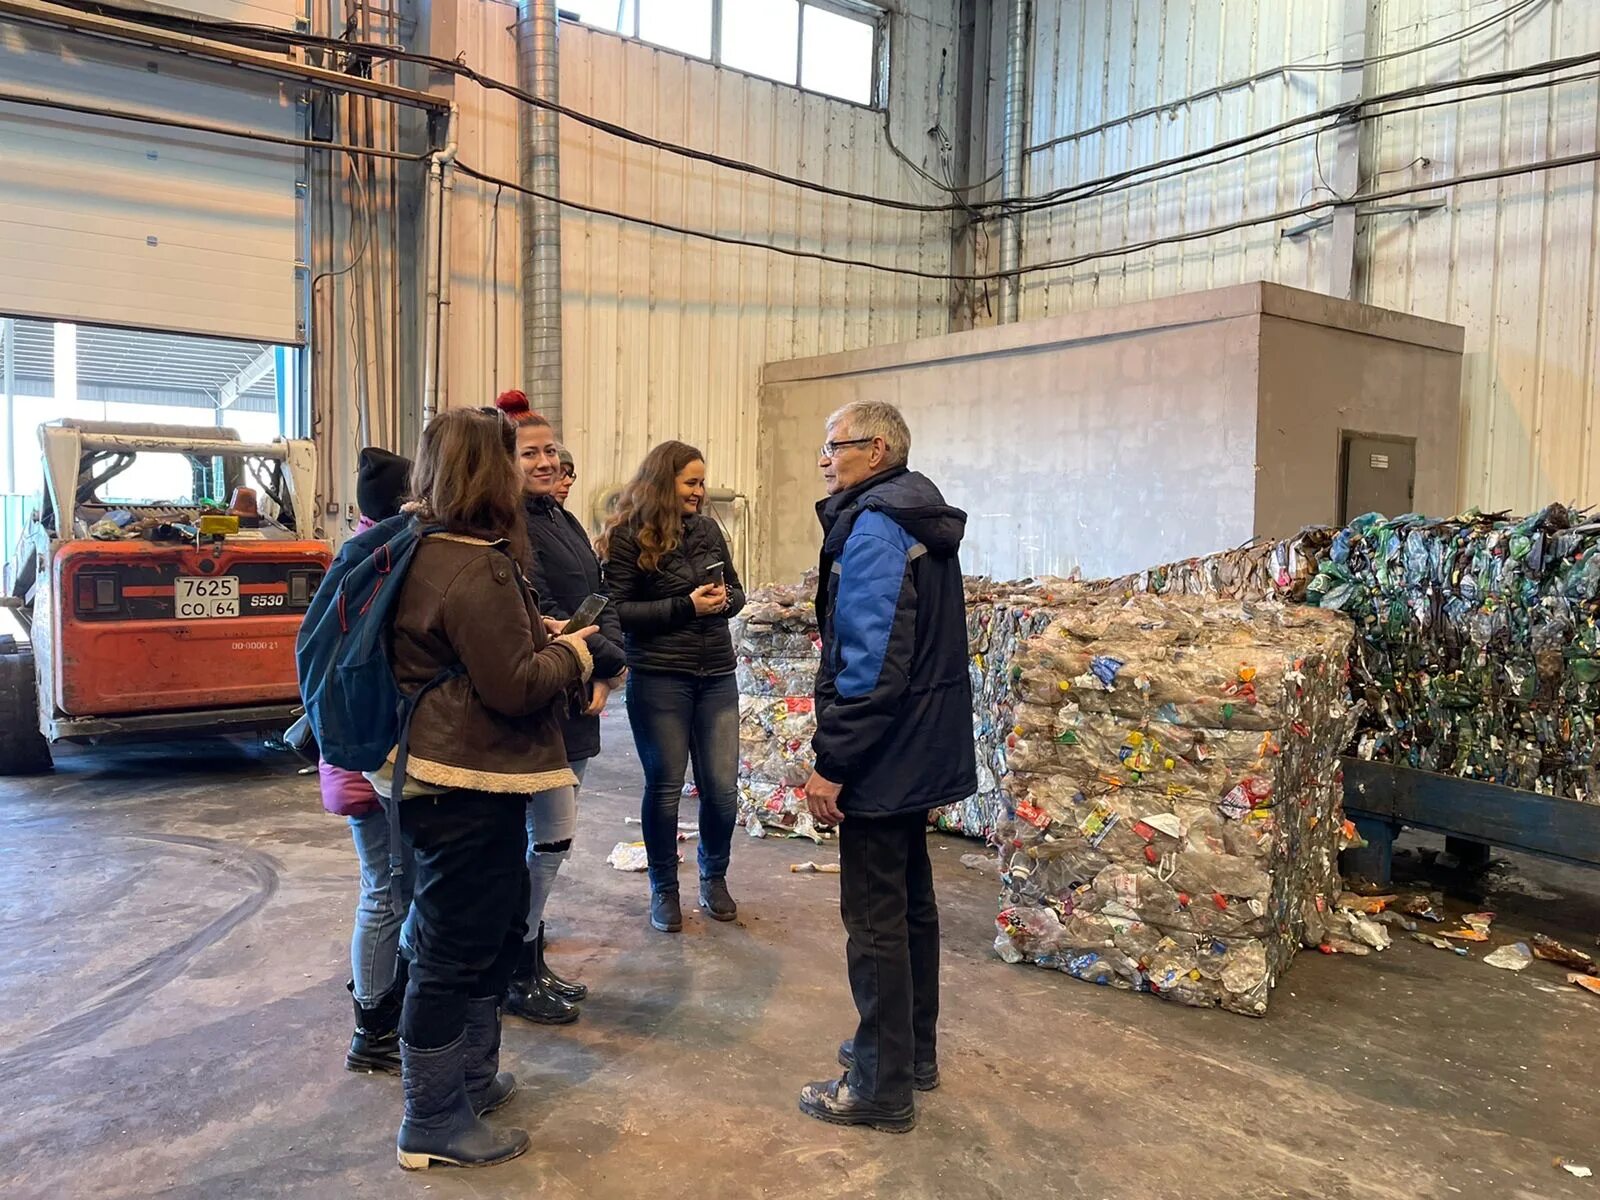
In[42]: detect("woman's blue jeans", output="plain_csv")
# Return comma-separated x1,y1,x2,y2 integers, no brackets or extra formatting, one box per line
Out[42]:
349,808,415,1006
625,670,739,895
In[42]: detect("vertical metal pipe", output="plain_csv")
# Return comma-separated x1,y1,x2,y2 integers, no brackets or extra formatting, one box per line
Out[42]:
421,105,459,425
998,0,1029,323
436,144,458,414
420,154,443,425
348,100,374,448
518,0,563,437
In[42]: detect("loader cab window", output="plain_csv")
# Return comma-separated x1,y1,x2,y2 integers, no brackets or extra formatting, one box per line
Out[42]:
75,450,291,527
2,318,301,580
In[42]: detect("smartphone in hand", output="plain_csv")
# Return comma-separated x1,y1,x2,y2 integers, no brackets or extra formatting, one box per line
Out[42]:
705,561,725,588
561,593,608,635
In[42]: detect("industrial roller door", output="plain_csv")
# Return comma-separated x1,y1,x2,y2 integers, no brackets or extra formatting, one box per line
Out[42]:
0,12,303,343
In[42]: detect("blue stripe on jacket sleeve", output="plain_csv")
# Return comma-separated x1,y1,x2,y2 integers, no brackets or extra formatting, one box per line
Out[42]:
834,512,913,699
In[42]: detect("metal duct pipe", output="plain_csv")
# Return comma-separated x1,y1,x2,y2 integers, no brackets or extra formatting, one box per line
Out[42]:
420,158,443,424
435,129,459,415
998,0,1029,323
518,0,563,437
421,105,459,427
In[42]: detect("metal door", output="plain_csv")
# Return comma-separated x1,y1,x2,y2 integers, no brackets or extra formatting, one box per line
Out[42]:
1341,434,1416,522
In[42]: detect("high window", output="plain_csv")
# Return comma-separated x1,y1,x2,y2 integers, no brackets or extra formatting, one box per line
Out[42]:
563,0,886,108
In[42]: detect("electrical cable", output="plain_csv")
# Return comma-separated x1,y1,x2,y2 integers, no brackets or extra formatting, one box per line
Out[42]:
6,64,1592,286
311,153,373,292
1012,63,1600,220
998,48,1600,218
8,20,1597,286
1018,147,1600,280
54,0,972,215
448,27,1597,223
1024,0,1548,158
880,106,1000,196
38,0,1587,222
7,68,1590,286
452,159,961,281
0,87,426,159
457,145,1600,284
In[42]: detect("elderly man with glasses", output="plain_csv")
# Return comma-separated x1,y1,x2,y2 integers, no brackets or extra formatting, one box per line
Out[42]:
798,400,976,1134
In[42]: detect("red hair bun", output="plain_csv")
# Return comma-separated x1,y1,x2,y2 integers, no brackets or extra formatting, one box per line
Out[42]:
494,389,549,427
495,389,530,417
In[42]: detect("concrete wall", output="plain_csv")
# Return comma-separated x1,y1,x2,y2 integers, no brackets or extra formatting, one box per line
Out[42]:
757,281,1464,586
1254,289,1465,538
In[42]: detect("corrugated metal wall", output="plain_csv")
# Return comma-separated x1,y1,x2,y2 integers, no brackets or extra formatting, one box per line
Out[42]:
1006,0,1342,315
553,9,958,523
444,0,523,413
334,0,960,535
1361,0,1600,513
1008,0,1600,513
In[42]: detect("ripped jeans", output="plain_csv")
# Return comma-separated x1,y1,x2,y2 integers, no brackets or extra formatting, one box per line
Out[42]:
524,757,587,939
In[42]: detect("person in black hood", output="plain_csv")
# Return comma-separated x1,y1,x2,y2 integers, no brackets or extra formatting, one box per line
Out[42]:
797,401,976,1135
599,440,746,935
493,391,628,1024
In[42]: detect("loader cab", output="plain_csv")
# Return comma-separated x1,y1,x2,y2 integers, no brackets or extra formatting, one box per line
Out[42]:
0,419,329,772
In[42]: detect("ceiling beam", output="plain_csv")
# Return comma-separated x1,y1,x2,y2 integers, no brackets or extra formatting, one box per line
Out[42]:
217,347,276,410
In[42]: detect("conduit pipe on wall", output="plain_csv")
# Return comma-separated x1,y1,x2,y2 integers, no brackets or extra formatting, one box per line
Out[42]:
421,105,459,424
999,0,1030,323
518,0,564,436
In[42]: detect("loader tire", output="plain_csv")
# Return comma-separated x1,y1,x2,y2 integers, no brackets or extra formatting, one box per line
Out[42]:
0,637,52,774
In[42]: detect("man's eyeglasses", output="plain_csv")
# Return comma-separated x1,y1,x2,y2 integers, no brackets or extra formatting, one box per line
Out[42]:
560,465,576,480
819,438,873,459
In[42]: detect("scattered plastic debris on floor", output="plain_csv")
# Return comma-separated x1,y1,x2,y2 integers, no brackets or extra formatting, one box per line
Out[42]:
1556,1159,1594,1179
606,842,651,872
990,592,1365,1016
730,582,831,843
1308,505,1600,800
1484,942,1534,971
1568,974,1600,998
1532,934,1597,974
789,862,840,874
1413,932,1469,956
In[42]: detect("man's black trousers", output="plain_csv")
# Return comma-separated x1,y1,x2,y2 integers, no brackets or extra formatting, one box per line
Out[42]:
837,808,939,1104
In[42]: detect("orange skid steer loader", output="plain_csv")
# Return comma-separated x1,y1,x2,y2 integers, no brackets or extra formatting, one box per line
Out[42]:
0,419,330,772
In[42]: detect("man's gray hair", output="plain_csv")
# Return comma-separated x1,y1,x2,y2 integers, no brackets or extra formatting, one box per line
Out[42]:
827,400,911,468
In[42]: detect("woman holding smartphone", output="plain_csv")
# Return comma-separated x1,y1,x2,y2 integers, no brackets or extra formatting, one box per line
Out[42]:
383,407,596,1171
598,441,745,935
495,391,628,1022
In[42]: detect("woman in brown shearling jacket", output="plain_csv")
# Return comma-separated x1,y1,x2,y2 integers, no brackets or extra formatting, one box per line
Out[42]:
384,407,597,1173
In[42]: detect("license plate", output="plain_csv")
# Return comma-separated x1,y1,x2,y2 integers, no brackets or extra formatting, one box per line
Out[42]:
175,576,240,619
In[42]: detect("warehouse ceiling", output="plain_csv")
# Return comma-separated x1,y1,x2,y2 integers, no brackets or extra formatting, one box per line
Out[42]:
9,319,281,412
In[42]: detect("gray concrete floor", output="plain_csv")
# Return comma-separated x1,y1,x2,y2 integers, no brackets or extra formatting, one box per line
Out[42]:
2,712,1597,1200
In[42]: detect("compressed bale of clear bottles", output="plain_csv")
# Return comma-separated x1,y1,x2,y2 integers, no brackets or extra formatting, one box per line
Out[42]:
991,593,1361,1016
930,579,1072,840
730,581,828,840
1089,528,1335,603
